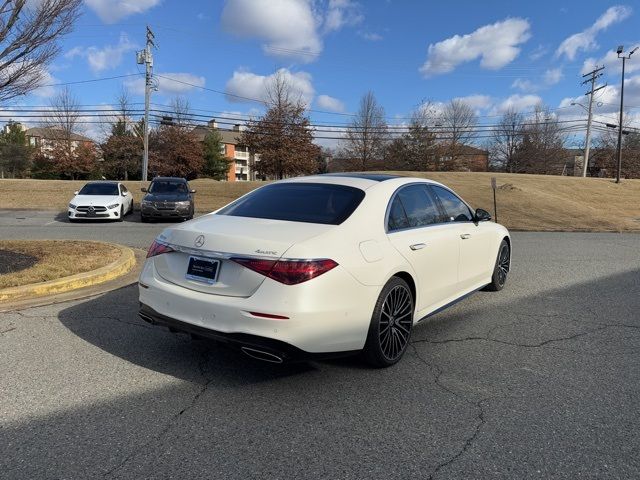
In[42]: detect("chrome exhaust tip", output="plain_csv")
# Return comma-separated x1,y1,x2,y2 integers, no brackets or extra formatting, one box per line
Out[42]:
240,347,284,364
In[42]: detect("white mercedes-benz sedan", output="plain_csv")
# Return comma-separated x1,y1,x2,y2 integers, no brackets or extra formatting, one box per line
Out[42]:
68,181,134,222
138,174,511,367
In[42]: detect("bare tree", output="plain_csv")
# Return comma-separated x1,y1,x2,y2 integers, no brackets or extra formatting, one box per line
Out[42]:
491,107,524,172
513,104,566,174
240,71,318,179
341,91,388,171
439,99,477,170
170,96,192,127
0,0,82,103
43,86,81,151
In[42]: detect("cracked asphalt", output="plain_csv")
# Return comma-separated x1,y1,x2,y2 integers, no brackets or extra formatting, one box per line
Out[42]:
1,212,640,479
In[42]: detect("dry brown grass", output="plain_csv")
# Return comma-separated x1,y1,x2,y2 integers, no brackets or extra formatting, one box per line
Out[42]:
0,178,261,213
0,240,121,288
1,173,639,231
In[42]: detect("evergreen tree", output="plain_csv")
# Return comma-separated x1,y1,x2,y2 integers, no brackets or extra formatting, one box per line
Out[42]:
0,122,32,178
202,129,230,180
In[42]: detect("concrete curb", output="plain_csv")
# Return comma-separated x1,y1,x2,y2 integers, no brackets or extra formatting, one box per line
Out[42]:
0,242,136,302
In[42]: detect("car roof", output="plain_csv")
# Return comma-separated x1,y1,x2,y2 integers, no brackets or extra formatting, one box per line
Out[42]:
84,181,119,185
151,177,187,182
283,173,442,190
320,173,401,182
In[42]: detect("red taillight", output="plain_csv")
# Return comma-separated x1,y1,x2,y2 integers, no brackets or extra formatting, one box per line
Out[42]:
146,240,174,258
232,257,338,285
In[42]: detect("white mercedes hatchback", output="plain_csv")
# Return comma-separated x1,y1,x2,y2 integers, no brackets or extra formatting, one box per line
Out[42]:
138,174,511,367
68,181,134,222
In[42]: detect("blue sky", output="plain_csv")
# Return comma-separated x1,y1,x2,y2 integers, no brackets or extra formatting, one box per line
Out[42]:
15,0,640,142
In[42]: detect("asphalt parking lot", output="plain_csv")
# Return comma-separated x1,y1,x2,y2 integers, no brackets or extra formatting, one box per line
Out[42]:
1,210,640,479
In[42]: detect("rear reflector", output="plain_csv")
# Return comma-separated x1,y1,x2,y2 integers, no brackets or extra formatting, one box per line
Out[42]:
231,257,338,285
248,311,290,320
146,240,174,258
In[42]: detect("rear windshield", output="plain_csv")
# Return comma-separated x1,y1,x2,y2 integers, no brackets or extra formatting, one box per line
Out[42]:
217,183,365,225
78,183,119,196
149,181,188,194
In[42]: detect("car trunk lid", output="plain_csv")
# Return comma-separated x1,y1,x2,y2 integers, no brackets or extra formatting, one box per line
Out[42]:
152,214,332,297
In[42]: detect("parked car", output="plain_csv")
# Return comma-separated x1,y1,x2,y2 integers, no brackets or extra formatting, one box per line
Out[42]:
138,174,511,367
68,181,133,222
140,177,196,222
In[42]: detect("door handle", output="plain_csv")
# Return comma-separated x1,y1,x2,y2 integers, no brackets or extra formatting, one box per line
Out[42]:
410,243,426,250
460,234,471,240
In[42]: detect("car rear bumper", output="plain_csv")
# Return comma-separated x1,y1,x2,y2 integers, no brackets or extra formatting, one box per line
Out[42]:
138,303,357,362
138,256,379,354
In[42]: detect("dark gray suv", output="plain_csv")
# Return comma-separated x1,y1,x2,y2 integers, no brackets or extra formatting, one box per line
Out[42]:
140,177,196,222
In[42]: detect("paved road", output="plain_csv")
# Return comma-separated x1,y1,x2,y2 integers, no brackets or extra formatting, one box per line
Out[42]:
2,210,640,479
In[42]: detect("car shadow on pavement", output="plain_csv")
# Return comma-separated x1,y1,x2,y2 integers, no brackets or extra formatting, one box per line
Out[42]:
57,284,318,383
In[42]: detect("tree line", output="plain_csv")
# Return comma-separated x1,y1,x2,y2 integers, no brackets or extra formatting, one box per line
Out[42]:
0,88,231,181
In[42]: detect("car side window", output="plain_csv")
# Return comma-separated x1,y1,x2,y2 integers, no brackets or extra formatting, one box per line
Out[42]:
388,184,439,231
387,196,409,231
430,186,473,222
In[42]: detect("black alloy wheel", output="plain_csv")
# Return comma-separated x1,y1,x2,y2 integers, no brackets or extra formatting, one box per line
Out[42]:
363,277,414,367
484,240,510,291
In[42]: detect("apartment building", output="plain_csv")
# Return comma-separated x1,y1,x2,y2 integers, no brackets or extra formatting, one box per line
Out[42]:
192,120,259,181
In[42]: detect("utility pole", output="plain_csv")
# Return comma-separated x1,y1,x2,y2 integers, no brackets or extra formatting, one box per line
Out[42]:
580,66,605,177
137,26,155,182
615,45,637,183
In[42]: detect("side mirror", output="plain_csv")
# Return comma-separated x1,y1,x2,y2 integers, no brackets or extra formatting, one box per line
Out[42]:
73,191,79,195
474,208,492,222
190,189,197,194
141,187,147,192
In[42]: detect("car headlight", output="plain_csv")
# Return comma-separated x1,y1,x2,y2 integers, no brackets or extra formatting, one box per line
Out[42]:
107,203,119,209
69,203,76,209
176,201,191,206
141,200,153,206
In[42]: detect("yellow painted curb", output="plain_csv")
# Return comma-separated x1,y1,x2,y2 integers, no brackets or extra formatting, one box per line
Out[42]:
0,242,137,302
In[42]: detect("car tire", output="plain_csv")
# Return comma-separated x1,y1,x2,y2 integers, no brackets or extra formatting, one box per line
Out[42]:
483,239,510,292
117,205,124,222
363,276,414,368
68,218,77,223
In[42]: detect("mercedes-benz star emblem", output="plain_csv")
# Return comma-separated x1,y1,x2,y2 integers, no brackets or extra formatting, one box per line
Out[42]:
88,206,95,213
194,235,205,248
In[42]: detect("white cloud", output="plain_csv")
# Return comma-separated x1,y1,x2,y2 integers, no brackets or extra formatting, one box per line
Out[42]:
420,18,531,77
556,5,632,60
225,68,315,106
512,67,564,93
495,94,543,113
66,33,137,73
85,0,163,24
544,67,564,85
125,72,206,96
221,0,363,62
221,0,322,62
529,44,549,61
316,94,345,112
454,94,492,111
359,31,383,41
324,0,363,33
